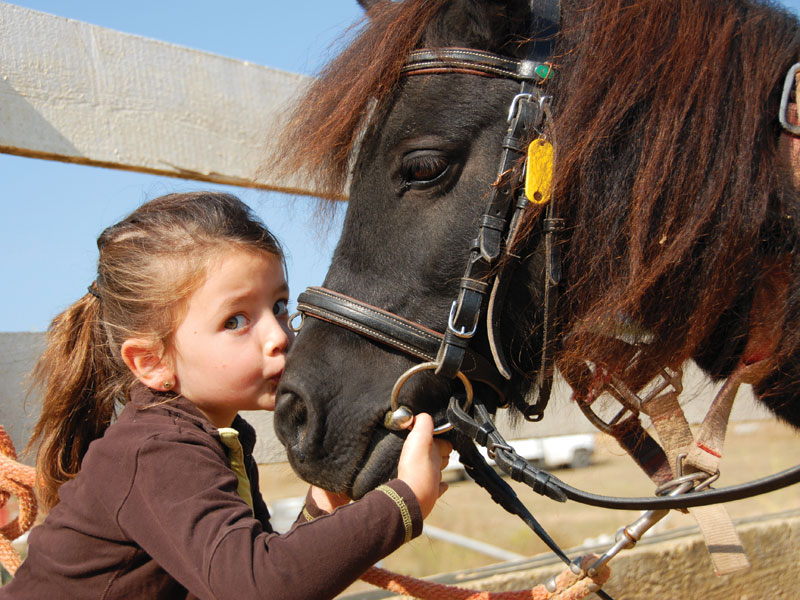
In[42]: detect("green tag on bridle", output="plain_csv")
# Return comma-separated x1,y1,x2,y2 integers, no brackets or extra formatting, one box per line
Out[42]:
524,138,553,204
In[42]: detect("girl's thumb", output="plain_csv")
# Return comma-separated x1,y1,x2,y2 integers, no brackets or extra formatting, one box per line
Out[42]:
407,412,433,438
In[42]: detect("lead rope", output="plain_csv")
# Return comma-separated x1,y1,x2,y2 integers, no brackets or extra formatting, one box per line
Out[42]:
359,554,610,600
0,425,37,576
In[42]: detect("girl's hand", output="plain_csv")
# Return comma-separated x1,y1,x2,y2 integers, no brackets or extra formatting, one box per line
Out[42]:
397,413,452,518
309,486,351,513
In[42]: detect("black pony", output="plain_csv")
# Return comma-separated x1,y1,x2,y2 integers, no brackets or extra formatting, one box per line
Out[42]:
273,0,800,502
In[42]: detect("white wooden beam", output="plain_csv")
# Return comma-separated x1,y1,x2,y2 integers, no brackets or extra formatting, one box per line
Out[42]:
0,2,323,195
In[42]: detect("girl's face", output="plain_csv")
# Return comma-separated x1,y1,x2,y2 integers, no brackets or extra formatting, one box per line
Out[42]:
169,249,293,427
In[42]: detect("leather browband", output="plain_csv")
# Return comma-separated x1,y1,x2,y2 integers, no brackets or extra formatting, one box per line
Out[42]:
402,48,550,82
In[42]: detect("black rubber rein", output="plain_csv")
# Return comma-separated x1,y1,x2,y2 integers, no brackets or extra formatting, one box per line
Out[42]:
448,397,800,511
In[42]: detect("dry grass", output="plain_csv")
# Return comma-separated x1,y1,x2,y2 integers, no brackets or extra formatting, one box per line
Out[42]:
259,418,800,595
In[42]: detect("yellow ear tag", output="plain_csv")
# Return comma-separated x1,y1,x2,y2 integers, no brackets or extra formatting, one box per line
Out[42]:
525,138,554,204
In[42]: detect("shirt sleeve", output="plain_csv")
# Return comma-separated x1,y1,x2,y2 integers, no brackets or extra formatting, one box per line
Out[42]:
117,433,422,600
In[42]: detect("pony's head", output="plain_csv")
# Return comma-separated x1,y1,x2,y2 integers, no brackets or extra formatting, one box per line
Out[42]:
274,0,800,498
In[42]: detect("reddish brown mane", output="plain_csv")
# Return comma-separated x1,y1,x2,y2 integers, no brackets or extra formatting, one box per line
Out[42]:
548,1,800,398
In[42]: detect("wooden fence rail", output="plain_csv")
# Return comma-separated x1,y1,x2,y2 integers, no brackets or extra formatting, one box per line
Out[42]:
0,2,321,195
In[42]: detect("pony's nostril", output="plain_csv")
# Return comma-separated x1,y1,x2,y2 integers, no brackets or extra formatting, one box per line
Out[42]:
274,390,318,462
284,394,308,432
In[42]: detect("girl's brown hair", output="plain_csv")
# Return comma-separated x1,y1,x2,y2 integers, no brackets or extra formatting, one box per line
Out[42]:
28,191,283,510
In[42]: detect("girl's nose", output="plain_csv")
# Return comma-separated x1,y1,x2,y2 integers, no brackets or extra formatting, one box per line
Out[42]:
263,318,292,356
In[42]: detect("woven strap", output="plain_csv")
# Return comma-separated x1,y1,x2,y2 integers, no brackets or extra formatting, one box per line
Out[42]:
360,555,610,600
0,425,37,575
646,391,749,575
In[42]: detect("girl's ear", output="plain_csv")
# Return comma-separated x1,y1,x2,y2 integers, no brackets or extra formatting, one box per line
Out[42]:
121,338,175,391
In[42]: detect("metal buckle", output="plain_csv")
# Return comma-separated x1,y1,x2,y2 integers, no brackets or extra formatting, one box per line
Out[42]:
576,361,683,435
447,300,479,339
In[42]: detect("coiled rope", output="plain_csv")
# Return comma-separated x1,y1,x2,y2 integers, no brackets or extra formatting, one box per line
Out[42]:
0,425,37,575
359,554,610,600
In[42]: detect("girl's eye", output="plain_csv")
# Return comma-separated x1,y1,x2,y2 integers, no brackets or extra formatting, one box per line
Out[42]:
273,299,289,317
223,314,249,330
400,150,449,190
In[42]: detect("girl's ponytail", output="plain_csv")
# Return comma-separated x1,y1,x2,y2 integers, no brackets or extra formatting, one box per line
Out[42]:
28,290,122,510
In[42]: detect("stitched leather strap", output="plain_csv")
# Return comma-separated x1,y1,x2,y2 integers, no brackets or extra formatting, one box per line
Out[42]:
402,48,549,81
296,287,509,399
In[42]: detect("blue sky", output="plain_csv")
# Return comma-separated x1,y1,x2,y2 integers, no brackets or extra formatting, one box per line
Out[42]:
3,0,800,332
1,1,364,332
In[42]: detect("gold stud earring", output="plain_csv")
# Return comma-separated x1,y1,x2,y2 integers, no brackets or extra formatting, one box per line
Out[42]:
163,381,173,390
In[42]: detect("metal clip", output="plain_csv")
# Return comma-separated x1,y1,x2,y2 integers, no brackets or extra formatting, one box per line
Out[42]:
588,476,695,576
486,442,513,461
588,451,718,575
507,92,533,122
654,453,720,497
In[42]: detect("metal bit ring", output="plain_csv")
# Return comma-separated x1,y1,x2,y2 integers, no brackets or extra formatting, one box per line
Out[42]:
384,361,473,435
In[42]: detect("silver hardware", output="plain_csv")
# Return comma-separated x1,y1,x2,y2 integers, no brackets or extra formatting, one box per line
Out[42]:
447,301,479,339
655,453,720,497
576,362,684,435
384,405,415,430
538,94,552,111
486,442,513,461
779,63,800,135
288,311,304,333
507,92,533,122
384,361,473,435
569,558,584,575
589,478,695,576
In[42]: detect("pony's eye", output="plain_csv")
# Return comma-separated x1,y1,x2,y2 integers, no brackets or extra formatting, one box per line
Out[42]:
400,150,449,189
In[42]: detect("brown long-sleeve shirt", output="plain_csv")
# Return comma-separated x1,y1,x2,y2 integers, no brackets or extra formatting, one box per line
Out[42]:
1,385,422,599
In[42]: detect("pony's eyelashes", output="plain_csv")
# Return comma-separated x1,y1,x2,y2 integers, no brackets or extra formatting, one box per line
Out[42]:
400,149,449,188
396,148,464,197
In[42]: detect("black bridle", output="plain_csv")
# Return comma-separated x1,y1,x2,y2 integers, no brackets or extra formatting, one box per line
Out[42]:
290,3,800,593
295,40,563,427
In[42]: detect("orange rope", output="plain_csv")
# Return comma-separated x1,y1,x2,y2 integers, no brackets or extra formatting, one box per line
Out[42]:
359,554,610,600
0,425,37,575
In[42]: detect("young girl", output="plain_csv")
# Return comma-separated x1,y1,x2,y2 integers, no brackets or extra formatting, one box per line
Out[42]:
2,191,451,599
